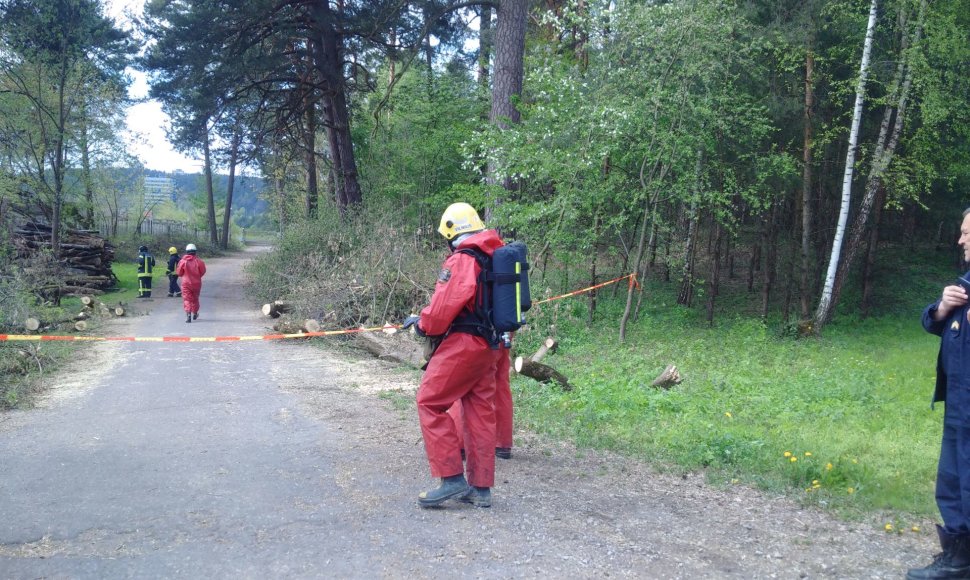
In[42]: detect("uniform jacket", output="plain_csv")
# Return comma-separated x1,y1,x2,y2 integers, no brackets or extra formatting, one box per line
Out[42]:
136,252,155,276
166,253,180,276
176,254,206,291
418,230,504,337
923,301,970,423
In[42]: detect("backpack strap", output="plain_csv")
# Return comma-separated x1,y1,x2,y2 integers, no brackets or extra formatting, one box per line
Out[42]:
450,248,500,348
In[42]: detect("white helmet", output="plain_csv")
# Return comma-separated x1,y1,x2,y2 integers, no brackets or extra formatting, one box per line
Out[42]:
185,243,197,253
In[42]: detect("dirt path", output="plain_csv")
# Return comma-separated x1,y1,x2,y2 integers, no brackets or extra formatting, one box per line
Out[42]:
0,248,936,579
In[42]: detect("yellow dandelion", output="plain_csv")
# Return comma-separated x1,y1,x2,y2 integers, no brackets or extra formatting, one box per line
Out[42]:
790,456,798,463
885,523,894,532
847,487,855,494
804,452,813,457
812,480,820,485
912,526,921,533
784,451,792,458
825,462,833,471
724,412,732,418
852,458,858,464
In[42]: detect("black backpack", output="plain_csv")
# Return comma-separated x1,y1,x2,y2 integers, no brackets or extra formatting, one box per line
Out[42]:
451,241,532,347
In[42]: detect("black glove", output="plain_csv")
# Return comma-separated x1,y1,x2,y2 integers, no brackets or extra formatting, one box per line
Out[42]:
402,315,426,337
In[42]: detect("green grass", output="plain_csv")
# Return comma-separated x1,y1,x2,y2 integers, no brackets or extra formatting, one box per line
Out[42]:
110,263,145,302
510,260,950,525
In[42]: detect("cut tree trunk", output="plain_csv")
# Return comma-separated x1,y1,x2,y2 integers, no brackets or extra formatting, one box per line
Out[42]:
513,357,571,391
650,364,682,389
24,317,40,332
74,320,88,332
354,330,425,368
262,301,294,318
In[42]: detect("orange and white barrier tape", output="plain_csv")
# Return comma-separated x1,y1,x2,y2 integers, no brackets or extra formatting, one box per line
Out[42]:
0,325,399,343
0,273,640,343
532,272,638,306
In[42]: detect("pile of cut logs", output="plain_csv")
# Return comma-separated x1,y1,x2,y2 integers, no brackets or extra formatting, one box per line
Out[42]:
12,221,117,294
22,296,126,333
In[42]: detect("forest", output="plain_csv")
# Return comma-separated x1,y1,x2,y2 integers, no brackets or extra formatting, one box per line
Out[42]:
2,0,970,519
2,0,968,330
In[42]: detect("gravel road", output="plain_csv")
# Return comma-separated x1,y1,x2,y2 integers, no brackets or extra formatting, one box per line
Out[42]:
0,247,937,579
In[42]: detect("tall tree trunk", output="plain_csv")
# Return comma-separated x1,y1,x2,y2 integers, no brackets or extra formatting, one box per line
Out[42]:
813,0,878,329
309,0,362,213
860,185,887,318
304,95,319,219
588,212,599,327
79,106,95,230
485,0,529,216
677,202,700,308
202,126,218,244
706,220,723,325
761,204,778,320
800,47,815,319
220,129,241,249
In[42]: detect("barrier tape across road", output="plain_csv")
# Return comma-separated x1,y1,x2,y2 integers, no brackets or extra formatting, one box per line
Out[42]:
0,273,639,343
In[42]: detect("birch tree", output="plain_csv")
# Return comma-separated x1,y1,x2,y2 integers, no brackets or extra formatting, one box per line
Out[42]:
812,0,879,330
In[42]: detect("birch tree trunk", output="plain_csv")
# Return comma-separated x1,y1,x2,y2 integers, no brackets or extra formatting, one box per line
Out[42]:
812,0,879,329
828,0,926,313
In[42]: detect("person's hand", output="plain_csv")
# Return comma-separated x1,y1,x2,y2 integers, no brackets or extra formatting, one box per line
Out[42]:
937,284,969,320
402,315,426,337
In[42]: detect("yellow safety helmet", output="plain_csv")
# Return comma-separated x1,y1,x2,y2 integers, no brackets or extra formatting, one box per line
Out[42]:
168,246,178,255
437,202,485,240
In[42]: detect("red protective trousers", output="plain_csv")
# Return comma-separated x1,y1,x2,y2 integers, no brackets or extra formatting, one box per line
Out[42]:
448,347,513,450
416,332,502,487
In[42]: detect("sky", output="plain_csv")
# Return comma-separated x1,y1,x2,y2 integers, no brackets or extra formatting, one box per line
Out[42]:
106,0,204,174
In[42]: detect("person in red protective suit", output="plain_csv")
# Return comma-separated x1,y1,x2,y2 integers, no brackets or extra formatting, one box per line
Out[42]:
402,203,505,508
448,349,513,459
176,243,207,323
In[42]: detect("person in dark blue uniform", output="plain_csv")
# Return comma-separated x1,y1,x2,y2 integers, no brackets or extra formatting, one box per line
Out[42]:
165,246,181,297
135,245,155,299
910,208,970,580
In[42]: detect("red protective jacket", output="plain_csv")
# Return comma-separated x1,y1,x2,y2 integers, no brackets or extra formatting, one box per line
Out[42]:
417,230,504,336
176,254,206,291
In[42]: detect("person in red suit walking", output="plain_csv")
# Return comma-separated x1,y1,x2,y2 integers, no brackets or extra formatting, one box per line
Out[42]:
176,243,206,323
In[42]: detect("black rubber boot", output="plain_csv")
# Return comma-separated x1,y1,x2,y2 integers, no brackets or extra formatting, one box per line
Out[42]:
495,447,512,460
418,474,469,508
186,314,192,323
907,525,970,579
193,312,198,320
459,486,491,508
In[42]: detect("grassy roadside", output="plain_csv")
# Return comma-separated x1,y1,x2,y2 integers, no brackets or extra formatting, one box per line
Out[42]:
508,257,950,529
0,261,140,409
